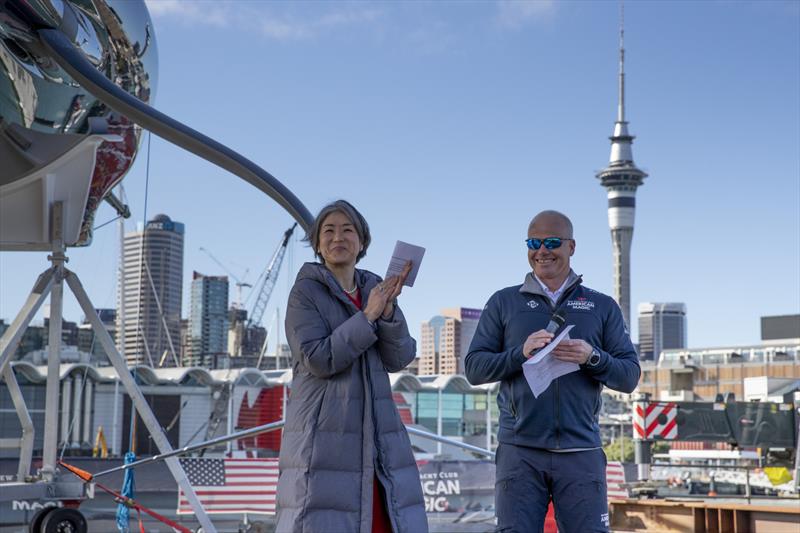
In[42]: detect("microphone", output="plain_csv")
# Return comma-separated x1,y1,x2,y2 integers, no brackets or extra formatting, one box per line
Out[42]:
545,308,567,335
528,308,567,357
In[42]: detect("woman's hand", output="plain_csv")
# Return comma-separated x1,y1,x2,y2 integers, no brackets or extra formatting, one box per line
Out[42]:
363,262,412,322
381,261,412,320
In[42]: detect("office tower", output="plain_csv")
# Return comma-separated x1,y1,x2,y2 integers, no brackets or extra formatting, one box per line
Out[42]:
117,214,184,366
638,303,687,361
420,307,482,375
595,12,648,326
186,272,229,367
442,307,482,374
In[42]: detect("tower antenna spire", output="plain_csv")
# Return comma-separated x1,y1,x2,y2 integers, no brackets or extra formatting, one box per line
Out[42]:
618,0,625,123
595,0,648,328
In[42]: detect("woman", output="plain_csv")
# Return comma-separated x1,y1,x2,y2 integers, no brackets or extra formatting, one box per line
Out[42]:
276,200,428,533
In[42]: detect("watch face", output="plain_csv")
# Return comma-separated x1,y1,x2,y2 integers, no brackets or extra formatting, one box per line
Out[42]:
589,351,601,365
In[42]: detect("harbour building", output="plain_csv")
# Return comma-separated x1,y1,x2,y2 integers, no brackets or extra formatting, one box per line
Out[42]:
638,315,800,400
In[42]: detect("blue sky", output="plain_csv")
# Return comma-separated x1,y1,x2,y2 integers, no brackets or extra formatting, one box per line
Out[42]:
1,0,798,352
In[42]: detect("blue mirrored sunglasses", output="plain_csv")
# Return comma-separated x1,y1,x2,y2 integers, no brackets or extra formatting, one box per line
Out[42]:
525,237,573,250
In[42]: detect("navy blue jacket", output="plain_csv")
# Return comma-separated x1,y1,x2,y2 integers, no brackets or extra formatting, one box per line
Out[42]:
464,272,640,450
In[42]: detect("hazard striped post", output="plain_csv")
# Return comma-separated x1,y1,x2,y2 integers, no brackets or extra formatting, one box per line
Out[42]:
632,393,652,481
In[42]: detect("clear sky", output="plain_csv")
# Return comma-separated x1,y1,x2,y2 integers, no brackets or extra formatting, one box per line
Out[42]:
1,0,798,353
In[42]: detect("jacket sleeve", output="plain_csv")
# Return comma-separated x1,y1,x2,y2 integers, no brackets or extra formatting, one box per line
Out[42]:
581,298,641,393
375,305,417,373
286,283,377,379
464,291,526,385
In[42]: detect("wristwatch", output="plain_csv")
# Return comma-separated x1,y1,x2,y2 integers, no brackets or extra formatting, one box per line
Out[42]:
587,348,601,367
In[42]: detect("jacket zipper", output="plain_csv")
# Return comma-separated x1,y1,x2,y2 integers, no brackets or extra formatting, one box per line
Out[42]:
509,381,517,418
555,379,560,449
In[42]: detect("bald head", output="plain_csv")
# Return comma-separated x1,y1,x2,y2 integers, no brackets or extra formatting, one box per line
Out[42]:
528,210,573,239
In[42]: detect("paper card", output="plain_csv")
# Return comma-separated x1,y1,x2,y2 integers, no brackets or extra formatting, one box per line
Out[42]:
522,325,580,398
385,240,425,287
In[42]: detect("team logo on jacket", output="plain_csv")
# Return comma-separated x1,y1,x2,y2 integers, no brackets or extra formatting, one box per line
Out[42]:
526,299,539,309
566,298,595,311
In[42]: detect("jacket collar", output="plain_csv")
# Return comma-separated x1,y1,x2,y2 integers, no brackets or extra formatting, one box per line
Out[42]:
519,269,582,305
296,262,380,313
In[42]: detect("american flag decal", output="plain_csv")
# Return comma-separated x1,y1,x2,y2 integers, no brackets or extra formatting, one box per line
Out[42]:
177,458,278,515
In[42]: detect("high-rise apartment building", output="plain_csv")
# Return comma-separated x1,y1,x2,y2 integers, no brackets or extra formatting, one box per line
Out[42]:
117,214,185,366
419,307,482,375
186,272,229,367
638,302,687,361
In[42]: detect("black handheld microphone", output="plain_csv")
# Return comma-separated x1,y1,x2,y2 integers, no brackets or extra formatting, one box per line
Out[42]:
545,308,567,335
529,308,567,357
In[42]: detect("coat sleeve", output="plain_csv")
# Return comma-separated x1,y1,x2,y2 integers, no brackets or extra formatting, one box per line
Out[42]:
286,283,378,379
375,305,417,373
464,291,526,385
581,298,641,393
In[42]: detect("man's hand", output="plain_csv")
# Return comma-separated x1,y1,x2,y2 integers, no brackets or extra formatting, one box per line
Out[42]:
523,330,555,358
551,339,593,365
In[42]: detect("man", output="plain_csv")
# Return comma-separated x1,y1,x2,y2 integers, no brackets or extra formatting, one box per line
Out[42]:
464,210,640,533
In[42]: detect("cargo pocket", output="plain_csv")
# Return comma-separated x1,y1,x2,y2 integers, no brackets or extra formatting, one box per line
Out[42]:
494,444,521,533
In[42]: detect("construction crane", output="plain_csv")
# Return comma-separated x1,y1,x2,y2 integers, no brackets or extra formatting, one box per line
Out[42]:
246,223,297,330
198,246,252,309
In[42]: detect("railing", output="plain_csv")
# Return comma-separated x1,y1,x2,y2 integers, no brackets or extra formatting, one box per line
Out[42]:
92,419,495,479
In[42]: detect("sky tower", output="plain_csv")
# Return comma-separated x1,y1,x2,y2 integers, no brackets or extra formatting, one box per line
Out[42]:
595,5,648,327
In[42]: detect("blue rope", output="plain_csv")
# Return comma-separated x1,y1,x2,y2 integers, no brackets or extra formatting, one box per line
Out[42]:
116,451,136,532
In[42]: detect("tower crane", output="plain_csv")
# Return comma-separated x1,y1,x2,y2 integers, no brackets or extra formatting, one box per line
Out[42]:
246,223,297,330
198,247,252,309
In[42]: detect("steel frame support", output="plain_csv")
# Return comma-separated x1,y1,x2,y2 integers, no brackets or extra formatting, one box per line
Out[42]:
64,269,216,532
2,365,34,481
0,268,55,375
41,202,66,481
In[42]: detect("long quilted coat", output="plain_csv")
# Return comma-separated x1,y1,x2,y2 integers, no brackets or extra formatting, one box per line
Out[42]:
276,262,428,533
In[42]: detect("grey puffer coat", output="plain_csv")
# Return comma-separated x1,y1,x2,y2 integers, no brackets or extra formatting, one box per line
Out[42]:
276,262,428,533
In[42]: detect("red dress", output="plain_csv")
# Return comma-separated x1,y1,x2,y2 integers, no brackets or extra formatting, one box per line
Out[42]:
344,289,393,533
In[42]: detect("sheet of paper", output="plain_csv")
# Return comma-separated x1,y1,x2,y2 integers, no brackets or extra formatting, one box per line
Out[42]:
385,240,425,287
522,325,579,398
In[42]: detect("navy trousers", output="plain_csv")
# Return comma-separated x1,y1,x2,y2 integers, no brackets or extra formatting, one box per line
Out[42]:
494,443,609,533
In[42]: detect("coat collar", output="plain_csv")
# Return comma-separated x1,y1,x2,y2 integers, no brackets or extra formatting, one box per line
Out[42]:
520,269,582,304
296,262,381,313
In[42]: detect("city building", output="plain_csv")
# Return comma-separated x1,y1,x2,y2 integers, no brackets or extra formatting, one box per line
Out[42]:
637,302,687,361
117,214,185,367
442,307,482,372
227,308,267,358
420,316,447,375
77,308,116,360
419,308,482,375
43,318,79,349
638,344,800,401
186,272,229,368
0,320,66,359
595,20,648,326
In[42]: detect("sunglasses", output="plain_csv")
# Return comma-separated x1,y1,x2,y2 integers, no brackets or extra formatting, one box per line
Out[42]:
525,237,573,250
